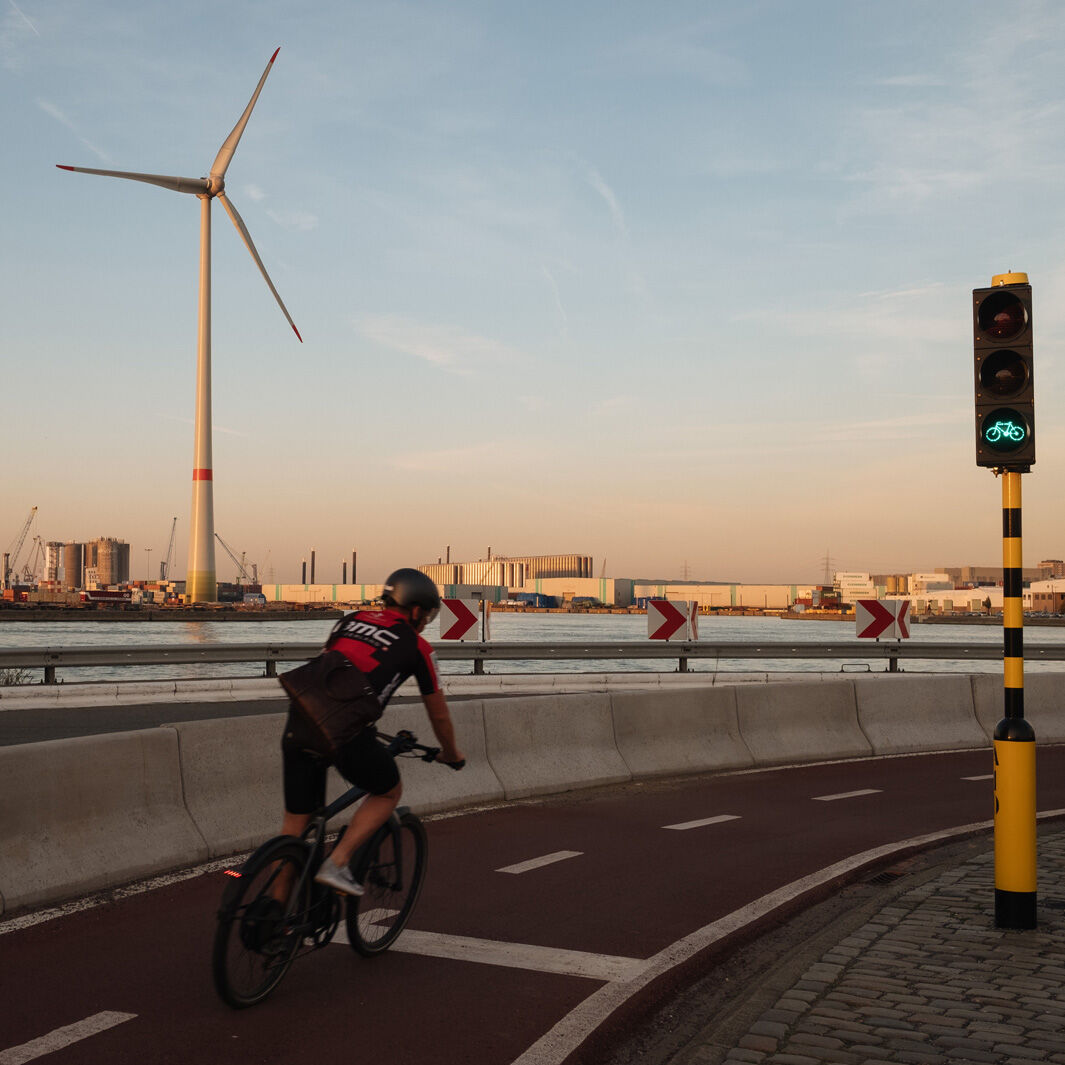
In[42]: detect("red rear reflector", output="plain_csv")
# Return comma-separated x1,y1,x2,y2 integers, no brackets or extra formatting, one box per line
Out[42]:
224,869,242,878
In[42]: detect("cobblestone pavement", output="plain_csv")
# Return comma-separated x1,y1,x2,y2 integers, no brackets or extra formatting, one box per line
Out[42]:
681,825,1065,1065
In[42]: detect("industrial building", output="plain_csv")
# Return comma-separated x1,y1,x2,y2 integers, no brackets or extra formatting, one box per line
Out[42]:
52,538,129,589
420,554,594,588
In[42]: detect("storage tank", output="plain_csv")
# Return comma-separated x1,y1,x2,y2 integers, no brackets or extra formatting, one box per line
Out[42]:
63,542,85,590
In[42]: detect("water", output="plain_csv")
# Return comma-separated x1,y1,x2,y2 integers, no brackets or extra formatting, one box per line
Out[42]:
1,612,1061,685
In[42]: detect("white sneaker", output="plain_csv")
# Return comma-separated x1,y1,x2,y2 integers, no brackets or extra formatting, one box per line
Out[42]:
314,861,364,896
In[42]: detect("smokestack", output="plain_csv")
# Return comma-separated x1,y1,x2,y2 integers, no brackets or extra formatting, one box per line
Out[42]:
446,545,450,564
301,558,306,584
310,550,316,584
352,550,357,583
342,561,347,584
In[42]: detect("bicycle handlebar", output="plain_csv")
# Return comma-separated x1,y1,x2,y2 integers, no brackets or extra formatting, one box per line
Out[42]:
378,730,465,771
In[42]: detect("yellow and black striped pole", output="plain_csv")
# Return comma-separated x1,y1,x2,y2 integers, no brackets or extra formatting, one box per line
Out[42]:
994,469,1037,929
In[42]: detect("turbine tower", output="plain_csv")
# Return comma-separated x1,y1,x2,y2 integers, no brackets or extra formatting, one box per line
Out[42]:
57,49,301,603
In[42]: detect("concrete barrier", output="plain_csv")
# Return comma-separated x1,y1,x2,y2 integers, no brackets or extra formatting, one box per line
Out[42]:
370,700,505,814
853,675,985,755
0,730,207,915
610,687,753,778
735,680,872,765
972,672,1065,743
169,701,507,857
8,673,1055,917
482,693,631,800
166,712,286,857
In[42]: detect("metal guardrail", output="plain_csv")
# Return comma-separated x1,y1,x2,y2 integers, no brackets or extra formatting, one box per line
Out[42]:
0,639,1061,684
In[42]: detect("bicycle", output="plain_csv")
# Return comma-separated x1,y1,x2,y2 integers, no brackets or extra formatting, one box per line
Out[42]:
985,419,1026,444
212,729,459,1008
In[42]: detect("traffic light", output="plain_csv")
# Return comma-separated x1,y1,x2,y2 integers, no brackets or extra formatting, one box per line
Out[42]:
974,275,1034,471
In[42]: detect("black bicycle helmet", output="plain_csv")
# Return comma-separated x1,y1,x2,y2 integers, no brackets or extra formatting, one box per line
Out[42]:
381,568,441,619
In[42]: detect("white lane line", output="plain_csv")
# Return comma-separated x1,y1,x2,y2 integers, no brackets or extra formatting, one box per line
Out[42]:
663,815,741,831
0,1012,136,1065
332,926,643,981
496,851,583,875
963,774,994,782
812,789,883,802
509,817,1017,1065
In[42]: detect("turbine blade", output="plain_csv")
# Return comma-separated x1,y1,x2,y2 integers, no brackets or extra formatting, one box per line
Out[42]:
56,165,208,195
210,48,280,182
218,192,302,342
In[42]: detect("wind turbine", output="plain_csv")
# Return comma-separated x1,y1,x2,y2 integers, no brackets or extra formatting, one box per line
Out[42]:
57,48,301,603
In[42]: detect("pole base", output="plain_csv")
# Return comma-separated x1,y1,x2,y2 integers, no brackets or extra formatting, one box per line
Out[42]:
995,889,1036,930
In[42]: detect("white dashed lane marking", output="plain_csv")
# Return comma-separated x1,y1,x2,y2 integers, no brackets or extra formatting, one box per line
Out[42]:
0,1012,136,1065
333,925,644,981
812,789,883,802
496,851,583,875
663,815,741,831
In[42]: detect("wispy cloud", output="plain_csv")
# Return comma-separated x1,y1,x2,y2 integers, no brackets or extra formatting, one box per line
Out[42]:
580,162,647,297
874,74,946,88
757,281,961,346
838,12,1065,212
240,182,317,231
389,443,510,473
38,99,111,163
2,0,38,71
163,414,251,439
265,207,318,232
541,265,568,330
9,0,38,36
585,166,628,239
355,314,523,377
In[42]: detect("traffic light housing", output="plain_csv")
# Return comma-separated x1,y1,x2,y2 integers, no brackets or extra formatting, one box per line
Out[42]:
974,277,1034,471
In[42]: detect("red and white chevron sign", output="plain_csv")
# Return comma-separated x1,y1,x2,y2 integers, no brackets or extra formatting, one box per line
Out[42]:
855,599,911,640
647,600,695,641
439,598,479,640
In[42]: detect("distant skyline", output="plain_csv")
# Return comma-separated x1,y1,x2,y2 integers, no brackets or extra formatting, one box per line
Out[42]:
6,2,1065,585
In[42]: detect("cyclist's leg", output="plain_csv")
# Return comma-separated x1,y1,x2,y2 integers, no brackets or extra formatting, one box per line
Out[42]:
321,727,401,872
277,710,328,898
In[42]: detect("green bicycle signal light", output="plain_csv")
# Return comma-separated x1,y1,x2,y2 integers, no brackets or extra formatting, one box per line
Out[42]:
974,277,1034,471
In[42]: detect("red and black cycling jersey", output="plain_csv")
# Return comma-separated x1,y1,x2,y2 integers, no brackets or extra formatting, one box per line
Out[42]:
325,607,440,707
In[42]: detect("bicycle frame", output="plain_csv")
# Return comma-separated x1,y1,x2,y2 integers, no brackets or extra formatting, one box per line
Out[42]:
286,730,435,929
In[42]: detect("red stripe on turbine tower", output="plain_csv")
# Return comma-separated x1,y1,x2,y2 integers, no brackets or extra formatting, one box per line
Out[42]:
193,469,213,480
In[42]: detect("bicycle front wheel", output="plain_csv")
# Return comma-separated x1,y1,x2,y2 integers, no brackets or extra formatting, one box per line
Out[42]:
346,810,427,956
212,838,309,1008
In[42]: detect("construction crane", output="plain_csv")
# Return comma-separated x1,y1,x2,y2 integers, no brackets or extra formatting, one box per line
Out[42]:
214,533,254,585
23,536,46,584
5,506,37,587
160,518,178,580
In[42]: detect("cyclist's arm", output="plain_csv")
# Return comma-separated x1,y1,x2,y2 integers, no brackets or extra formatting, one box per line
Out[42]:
421,689,464,765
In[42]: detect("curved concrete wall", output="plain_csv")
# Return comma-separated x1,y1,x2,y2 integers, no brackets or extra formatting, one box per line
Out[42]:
0,730,208,914
735,680,872,765
971,673,1065,744
483,693,630,800
854,675,987,755
5,674,1065,916
610,686,753,777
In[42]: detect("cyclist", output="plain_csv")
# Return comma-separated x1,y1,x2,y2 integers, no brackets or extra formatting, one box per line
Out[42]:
279,568,465,896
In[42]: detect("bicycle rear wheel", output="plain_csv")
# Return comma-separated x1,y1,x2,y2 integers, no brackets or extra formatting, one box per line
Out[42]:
346,810,427,956
212,838,309,1008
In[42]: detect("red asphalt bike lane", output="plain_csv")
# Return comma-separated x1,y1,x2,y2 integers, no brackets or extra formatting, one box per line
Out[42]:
4,746,1065,1065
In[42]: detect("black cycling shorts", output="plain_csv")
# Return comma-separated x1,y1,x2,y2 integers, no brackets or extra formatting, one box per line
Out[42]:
281,708,400,814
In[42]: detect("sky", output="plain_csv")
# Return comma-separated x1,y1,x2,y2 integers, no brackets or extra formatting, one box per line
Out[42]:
5,0,1065,586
